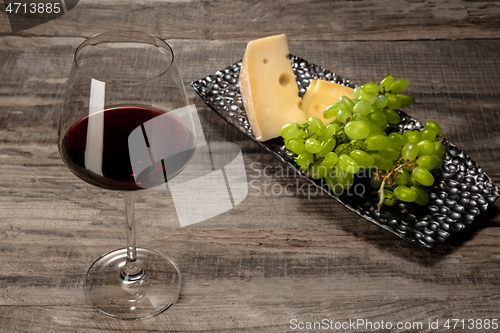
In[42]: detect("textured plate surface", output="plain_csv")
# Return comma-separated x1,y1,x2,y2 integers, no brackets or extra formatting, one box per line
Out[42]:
191,55,499,249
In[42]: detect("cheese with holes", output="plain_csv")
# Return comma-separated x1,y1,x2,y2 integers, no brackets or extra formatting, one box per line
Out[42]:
239,34,306,141
303,79,354,124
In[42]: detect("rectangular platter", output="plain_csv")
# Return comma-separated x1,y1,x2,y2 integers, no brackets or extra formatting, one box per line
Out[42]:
191,55,499,249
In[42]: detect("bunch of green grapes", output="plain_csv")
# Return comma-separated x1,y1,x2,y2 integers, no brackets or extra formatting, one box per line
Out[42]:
279,75,446,210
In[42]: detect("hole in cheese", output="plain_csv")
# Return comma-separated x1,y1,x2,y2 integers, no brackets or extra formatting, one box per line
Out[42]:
279,73,293,87
263,58,269,64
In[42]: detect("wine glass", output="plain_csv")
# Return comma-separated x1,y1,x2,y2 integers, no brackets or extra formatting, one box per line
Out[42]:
58,31,196,319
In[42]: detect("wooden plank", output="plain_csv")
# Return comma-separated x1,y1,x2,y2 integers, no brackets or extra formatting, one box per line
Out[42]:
1,37,499,174
1,35,500,331
0,200,499,331
0,80,500,331
0,0,499,40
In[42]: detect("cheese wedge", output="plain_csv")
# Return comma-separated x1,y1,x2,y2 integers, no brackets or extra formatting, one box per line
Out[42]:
301,79,317,113
239,34,306,141
304,79,354,124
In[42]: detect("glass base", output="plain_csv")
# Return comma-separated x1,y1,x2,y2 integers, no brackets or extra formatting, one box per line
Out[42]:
84,248,181,320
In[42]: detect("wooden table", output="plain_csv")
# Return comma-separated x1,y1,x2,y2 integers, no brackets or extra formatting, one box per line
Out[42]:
1,1,500,332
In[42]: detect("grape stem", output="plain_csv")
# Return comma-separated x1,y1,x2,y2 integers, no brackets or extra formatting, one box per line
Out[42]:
377,159,416,212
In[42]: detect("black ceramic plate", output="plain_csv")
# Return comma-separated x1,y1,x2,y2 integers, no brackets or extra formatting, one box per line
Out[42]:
190,55,499,249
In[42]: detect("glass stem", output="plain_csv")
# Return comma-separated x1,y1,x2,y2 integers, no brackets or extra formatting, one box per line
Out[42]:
121,191,145,280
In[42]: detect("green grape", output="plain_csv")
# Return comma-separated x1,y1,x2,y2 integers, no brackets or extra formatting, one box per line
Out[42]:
322,152,339,168
417,155,437,170
368,123,383,136
370,153,394,170
411,186,430,206
349,150,375,169
362,92,377,105
367,111,388,129
324,122,340,137
344,120,370,140
338,154,360,174
424,120,441,135
285,138,306,154
412,166,434,186
319,122,341,141
325,173,340,191
433,141,445,158
379,148,400,161
352,113,370,123
400,133,408,145
380,75,395,93
383,189,397,206
325,122,340,136
365,134,391,151
309,159,327,179
295,152,314,168
279,123,302,140
353,87,364,100
402,142,419,161
406,130,421,143
402,130,412,142
370,172,382,189
387,132,404,150
394,168,410,186
354,87,377,104
305,137,322,153
317,138,336,158
339,96,355,112
382,108,401,124
324,104,341,119
421,128,437,141
410,170,421,186
353,100,372,115
389,78,409,94
307,117,325,136
335,166,355,189
361,82,379,95
337,109,352,123
434,157,444,170
375,95,388,109
398,94,415,107
394,185,418,202
386,93,402,109
323,136,337,149
416,139,435,156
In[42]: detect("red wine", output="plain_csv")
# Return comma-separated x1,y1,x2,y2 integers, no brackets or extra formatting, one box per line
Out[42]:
60,105,195,191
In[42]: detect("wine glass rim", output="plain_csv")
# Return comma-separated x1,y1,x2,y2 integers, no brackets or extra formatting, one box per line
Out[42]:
74,30,175,85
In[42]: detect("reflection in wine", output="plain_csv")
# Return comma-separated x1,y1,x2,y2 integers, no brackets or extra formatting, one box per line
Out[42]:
60,105,196,191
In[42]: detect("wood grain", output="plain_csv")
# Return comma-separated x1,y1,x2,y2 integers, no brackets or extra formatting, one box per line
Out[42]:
0,0,499,41
1,37,500,331
1,37,499,174
1,0,500,331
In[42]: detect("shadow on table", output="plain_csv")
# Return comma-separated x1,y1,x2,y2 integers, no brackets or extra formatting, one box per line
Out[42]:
311,199,499,267
447,204,500,245
385,204,498,265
